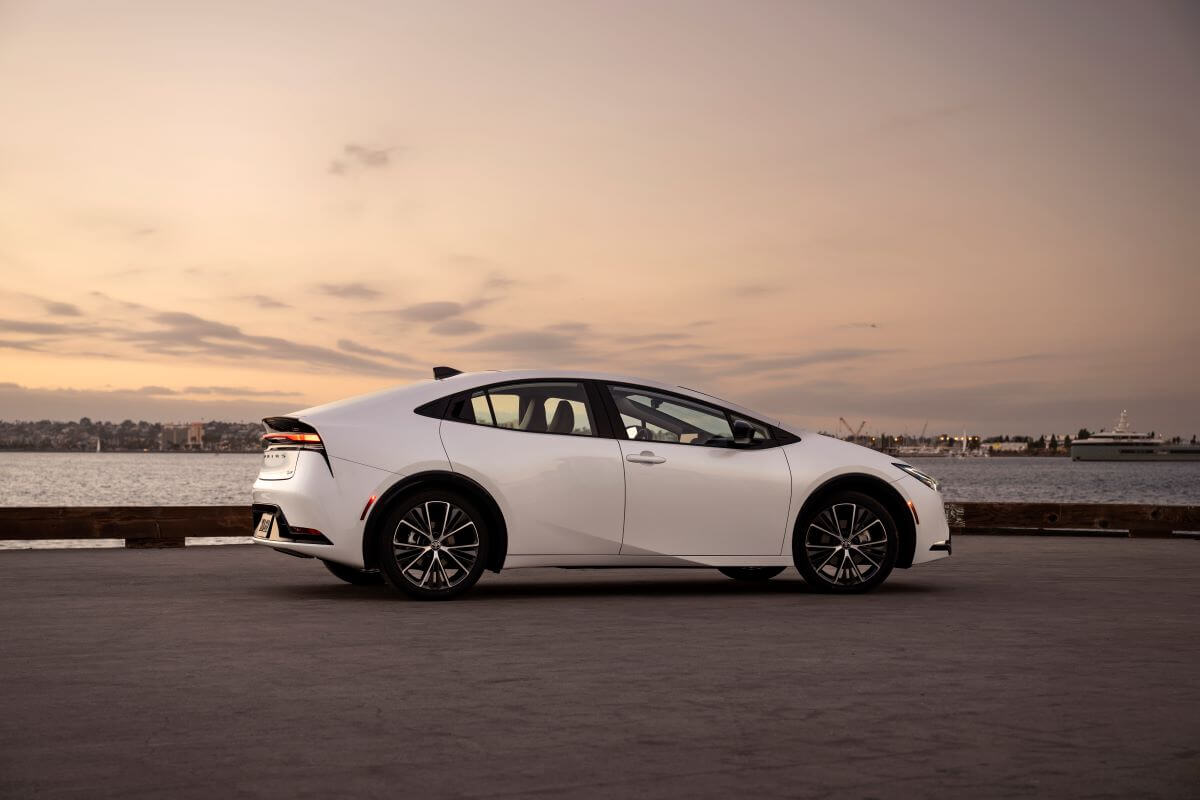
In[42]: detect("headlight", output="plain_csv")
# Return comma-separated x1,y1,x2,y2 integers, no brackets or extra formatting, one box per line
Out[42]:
893,462,940,492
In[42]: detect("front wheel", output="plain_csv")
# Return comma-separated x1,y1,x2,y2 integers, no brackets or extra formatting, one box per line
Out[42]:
718,566,786,582
321,559,384,586
792,491,898,593
376,491,490,600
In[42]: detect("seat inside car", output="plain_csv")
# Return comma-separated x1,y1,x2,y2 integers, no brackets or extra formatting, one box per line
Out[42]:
547,400,574,434
519,398,548,432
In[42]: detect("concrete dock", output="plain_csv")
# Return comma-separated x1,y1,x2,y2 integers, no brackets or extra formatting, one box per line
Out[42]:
1,537,1198,798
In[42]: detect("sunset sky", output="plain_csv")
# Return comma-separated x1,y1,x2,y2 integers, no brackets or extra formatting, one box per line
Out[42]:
1,0,1198,435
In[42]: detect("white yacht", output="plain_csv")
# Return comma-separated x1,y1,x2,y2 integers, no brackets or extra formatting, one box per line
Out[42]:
1070,411,1200,462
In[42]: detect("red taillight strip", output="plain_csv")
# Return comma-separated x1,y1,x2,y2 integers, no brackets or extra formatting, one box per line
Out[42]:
360,495,377,521
262,432,322,444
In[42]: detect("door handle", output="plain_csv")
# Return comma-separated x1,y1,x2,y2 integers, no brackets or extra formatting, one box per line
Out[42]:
626,451,666,465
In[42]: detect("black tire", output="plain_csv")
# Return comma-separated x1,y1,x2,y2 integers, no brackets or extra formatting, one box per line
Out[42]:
792,490,898,594
321,559,385,586
376,490,490,600
718,566,786,582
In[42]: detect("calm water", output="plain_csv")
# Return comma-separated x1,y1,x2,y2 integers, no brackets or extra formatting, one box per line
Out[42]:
1,452,1197,507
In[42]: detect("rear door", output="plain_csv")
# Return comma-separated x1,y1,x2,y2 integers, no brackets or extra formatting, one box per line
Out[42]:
605,384,792,556
439,380,626,555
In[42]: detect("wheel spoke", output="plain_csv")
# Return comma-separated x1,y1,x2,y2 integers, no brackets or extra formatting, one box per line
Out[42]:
441,548,472,573
847,552,865,582
851,546,881,569
445,521,476,539
815,547,841,573
401,548,428,570
809,523,839,540
853,517,884,539
399,519,432,540
418,554,435,587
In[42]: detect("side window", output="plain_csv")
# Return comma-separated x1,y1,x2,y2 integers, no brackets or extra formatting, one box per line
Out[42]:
608,386,734,446
469,392,493,425
451,382,595,437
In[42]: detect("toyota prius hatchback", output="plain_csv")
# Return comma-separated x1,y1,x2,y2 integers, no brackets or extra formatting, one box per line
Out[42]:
252,367,950,599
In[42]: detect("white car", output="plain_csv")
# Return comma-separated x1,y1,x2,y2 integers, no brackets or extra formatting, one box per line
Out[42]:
252,367,950,599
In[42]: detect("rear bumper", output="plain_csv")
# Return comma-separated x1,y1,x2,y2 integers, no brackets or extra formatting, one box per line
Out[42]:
251,452,395,569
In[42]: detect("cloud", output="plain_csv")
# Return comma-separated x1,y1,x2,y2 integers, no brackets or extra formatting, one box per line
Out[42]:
617,332,690,344
459,331,579,354
839,322,880,329
546,322,590,334
395,301,464,321
483,272,517,290
0,338,46,351
731,283,782,297
722,348,896,376
182,386,302,397
329,143,396,175
429,318,483,336
89,292,145,310
0,383,298,423
240,294,292,309
0,318,87,335
38,299,83,316
124,384,300,398
111,311,422,377
316,282,383,300
337,338,412,362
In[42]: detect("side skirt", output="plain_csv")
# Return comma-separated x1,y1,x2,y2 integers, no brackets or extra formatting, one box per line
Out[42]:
502,554,795,570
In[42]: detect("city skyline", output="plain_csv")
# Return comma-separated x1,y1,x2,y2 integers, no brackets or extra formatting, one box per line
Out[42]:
2,1,1198,434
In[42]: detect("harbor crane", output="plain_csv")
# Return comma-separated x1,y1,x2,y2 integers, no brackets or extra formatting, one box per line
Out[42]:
839,417,867,440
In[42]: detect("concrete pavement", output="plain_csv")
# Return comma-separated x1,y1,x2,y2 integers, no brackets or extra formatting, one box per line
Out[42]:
1,537,1198,798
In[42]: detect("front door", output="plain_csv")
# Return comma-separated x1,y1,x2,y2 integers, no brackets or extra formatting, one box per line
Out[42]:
607,385,792,556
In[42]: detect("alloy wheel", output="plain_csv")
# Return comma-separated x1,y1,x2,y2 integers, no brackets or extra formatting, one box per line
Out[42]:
804,502,890,587
392,500,480,590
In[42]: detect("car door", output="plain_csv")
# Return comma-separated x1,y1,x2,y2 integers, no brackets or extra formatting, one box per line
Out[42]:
438,380,626,555
606,384,792,556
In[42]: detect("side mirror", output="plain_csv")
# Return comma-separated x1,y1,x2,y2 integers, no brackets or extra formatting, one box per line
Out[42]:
732,419,754,446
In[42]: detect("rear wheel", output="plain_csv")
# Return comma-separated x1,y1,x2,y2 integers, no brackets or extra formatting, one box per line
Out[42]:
322,559,384,586
376,490,490,600
718,566,785,582
792,490,898,593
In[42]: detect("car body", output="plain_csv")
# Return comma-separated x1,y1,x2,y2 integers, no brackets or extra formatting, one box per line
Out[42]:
252,368,950,598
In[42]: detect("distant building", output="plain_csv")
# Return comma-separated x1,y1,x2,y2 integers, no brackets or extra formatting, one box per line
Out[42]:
160,425,189,450
987,441,1028,453
187,422,205,449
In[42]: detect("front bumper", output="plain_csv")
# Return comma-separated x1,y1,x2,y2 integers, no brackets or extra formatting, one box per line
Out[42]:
896,479,952,565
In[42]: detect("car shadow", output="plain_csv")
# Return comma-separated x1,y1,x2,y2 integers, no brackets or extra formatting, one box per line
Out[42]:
256,570,944,602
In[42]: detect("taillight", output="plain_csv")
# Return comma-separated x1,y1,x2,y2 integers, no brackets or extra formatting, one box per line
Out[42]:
262,431,324,449
262,416,332,475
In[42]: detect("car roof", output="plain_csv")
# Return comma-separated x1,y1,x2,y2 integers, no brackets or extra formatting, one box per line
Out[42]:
291,367,782,428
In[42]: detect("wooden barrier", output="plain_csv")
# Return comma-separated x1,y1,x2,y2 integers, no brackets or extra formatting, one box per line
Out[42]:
0,503,1197,548
944,502,1200,538
0,506,250,548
